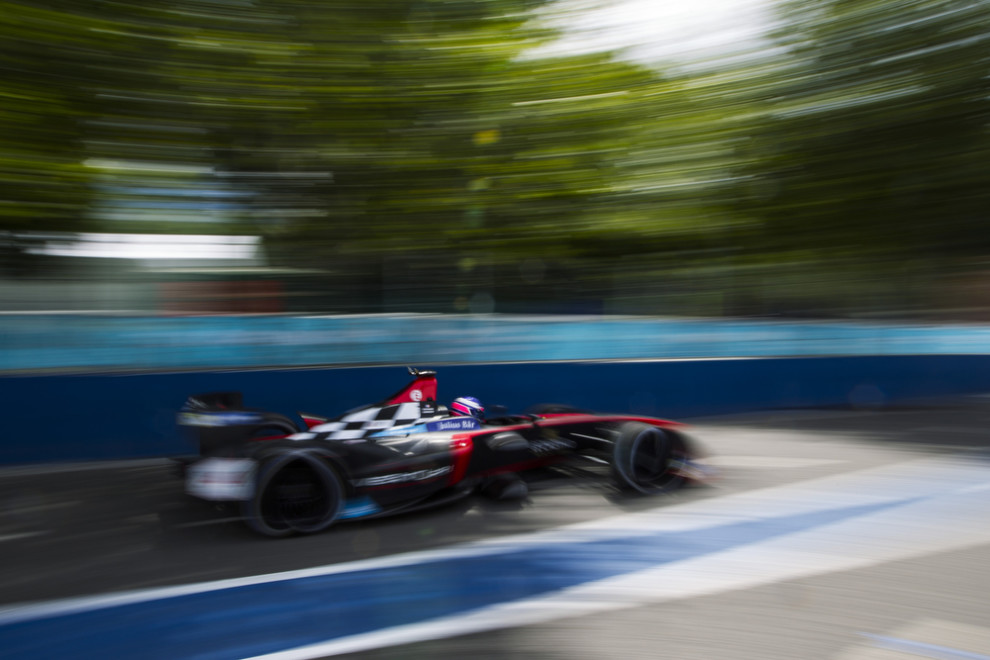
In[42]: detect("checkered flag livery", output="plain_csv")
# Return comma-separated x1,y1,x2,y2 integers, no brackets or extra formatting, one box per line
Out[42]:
309,402,427,440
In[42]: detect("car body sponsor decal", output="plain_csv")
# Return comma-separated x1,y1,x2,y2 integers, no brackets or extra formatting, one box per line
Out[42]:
426,417,481,432
339,496,383,519
354,465,453,488
369,415,480,439
177,411,262,427
371,423,428,438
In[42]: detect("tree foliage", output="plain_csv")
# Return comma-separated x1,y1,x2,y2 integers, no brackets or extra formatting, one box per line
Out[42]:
1,0,989,315
738,0,990,264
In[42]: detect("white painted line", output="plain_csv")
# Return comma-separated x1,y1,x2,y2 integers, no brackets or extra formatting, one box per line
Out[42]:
0,531,46,543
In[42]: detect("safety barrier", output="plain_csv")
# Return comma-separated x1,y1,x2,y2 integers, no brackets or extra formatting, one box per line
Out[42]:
4,313,990,373
2,355,988,464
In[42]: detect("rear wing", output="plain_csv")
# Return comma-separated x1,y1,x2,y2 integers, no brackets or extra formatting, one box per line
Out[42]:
177,391,298,455
297,367,441,431
384,367,438,406
182,391,243,411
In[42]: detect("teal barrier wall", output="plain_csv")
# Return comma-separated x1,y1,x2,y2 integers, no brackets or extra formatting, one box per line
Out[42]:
1,355,987,465
4,314,990,372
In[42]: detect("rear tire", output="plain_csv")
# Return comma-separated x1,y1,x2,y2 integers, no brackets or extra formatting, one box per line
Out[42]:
251,414,298,439
610,422,686,494
242,452,343,537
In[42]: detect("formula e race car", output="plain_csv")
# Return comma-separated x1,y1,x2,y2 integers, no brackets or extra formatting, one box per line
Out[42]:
176,368,707,537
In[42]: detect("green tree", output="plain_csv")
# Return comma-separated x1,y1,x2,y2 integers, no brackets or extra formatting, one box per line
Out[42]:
738,0,990,264
0,0,774,313
0,2,94,270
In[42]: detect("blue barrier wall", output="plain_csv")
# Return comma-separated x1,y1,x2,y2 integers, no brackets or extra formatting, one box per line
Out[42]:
3,355,989,465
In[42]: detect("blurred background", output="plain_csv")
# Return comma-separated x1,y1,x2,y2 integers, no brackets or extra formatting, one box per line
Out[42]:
0,0,988,319
3,8,990,658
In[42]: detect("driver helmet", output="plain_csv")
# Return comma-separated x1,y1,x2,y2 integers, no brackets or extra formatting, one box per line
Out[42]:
450,396,484,419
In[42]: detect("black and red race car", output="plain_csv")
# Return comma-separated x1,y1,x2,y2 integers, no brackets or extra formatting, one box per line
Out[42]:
177,368,708,537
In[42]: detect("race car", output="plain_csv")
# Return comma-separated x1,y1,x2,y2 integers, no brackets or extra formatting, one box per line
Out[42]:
176,367,708,537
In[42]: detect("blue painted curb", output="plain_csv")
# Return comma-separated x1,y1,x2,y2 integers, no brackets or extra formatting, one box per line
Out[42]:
0,497,909,659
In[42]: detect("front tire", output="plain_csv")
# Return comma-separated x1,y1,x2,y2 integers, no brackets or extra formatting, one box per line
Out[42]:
610,422,686,494
242,452,343,537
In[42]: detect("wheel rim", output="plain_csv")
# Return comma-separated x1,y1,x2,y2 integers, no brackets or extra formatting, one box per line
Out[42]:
258,460,338,533
628,427,671,486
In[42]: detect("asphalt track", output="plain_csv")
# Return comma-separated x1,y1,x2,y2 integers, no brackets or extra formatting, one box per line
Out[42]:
2,398,990,659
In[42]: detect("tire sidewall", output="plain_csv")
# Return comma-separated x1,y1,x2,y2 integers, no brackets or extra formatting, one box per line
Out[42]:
611,421,684,495
242,450,343,537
